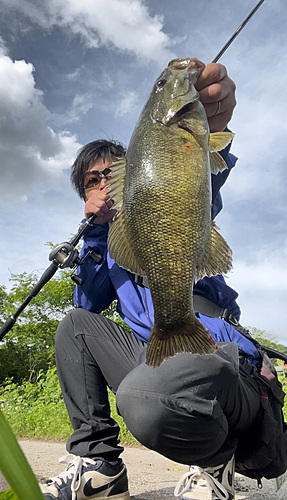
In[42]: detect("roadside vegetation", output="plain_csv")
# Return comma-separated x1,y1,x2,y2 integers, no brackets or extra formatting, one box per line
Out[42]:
0,270,287,443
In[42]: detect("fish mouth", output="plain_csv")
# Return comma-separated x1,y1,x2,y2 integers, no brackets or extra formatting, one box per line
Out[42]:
167,102,194,126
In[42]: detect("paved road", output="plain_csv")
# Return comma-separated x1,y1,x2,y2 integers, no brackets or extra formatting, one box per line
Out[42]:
0,439,286,499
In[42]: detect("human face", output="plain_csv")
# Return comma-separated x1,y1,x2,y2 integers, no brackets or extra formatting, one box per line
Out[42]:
81,157,115,196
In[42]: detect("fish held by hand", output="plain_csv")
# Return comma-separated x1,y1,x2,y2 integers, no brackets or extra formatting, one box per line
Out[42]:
108,57,234,367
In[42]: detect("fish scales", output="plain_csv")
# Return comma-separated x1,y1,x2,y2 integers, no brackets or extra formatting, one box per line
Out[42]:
127,134,208,327
108,57,234,367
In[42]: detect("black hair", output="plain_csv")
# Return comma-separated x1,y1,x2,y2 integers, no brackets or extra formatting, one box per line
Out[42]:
70,139,126,199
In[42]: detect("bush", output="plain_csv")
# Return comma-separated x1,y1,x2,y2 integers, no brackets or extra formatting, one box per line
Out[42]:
0,366,138,445
0,271,75,384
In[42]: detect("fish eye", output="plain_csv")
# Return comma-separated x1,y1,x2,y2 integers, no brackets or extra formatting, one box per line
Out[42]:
156,79,166,87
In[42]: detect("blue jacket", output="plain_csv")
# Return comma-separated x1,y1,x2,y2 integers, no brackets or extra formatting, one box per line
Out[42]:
74,143,260,365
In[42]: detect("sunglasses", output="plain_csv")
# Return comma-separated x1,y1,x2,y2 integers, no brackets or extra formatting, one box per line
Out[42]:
81,168,111,191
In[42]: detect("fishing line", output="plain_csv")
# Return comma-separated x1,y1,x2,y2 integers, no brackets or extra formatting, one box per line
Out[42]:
212,0,266,63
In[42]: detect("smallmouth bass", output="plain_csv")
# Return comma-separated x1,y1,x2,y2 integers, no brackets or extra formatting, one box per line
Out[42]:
108,57,234,367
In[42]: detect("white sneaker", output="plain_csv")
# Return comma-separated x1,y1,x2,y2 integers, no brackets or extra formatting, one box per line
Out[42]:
174,456,235,500
40,454,130,500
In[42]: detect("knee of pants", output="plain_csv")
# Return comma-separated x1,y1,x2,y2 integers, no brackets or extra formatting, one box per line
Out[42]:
55,309,74,345
116,374,228,465
55,308,94,344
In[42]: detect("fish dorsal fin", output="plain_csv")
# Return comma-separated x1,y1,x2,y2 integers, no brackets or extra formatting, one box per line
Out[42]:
195,222,232,281
209,131,235,174
108,209,146,276
107,157,145,275
108,157,126,210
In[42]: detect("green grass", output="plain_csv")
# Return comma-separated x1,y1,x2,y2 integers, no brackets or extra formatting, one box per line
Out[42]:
0,367,138,445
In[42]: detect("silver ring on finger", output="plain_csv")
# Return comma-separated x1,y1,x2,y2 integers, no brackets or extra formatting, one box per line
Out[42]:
214,100,222,116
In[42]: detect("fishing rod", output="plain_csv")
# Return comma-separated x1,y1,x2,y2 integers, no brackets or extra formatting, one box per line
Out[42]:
212,0,266,63
0,214,102,341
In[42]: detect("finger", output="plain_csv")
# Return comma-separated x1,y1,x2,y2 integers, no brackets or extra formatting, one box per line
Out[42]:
203,89,236,118
105,198,114,209
96,208,117,225
208,110,233,133
202,83,236,132
198,78,236,105
195,63,227,92
85,199,110,219
85,185,110,203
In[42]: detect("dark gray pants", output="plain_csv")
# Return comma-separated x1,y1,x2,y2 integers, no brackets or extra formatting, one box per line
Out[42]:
55,308,261,467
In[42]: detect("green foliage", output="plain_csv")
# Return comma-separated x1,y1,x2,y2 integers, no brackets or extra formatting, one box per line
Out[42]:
101,301,133,332
0,366,138,445
0,270,75,384
249,327,287,367
0,367,72,440
0,268,132,385
0,490,17,499
250,327,287,354
278,375,287,422
0,409,45,499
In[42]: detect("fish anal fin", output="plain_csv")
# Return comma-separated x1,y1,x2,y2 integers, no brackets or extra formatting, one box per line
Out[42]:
108,209,145,276
146,319,217,368
196,222,232,280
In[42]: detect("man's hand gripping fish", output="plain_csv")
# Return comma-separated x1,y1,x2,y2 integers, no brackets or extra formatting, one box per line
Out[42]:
107,57,234,367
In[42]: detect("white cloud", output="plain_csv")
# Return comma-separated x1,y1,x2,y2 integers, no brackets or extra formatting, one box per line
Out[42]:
1,0,174,64
227,248,287,344
115,90,138,118
225,41,287,202
66,68,81,81
0,46,81,200
54,93,96,126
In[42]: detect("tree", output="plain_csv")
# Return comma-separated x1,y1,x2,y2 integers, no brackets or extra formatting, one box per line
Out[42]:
251,327,287,358
0,270,75,384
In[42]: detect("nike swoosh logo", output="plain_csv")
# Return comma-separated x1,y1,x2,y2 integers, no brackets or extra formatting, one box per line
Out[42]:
83,474,122,497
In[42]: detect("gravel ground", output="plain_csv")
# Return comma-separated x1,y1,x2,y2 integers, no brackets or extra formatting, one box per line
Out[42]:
0,439,286,499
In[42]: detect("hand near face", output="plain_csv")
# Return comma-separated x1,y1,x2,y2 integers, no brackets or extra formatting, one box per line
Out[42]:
195,63,236,132
85,183,116,224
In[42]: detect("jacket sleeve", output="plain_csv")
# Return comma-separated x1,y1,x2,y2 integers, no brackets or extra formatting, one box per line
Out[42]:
74,222,116,312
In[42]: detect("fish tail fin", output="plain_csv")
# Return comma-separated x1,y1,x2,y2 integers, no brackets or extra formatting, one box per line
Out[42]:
146,318,217,368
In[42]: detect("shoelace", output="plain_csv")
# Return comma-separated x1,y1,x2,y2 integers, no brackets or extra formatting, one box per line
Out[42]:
174,465,230,500
48,454,97,500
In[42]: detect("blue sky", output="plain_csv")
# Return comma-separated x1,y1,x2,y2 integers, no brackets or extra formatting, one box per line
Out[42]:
0,0,286,345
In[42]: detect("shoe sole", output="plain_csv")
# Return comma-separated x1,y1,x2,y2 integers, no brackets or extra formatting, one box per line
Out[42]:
84,491,130,500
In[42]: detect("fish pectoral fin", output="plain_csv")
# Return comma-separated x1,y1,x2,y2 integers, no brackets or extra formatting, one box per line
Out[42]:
108,209,146,276
179,117,207,135
108,157,126,210
146,320,217,368
209,131,235,152
208,132,234,174
196,222,233,280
